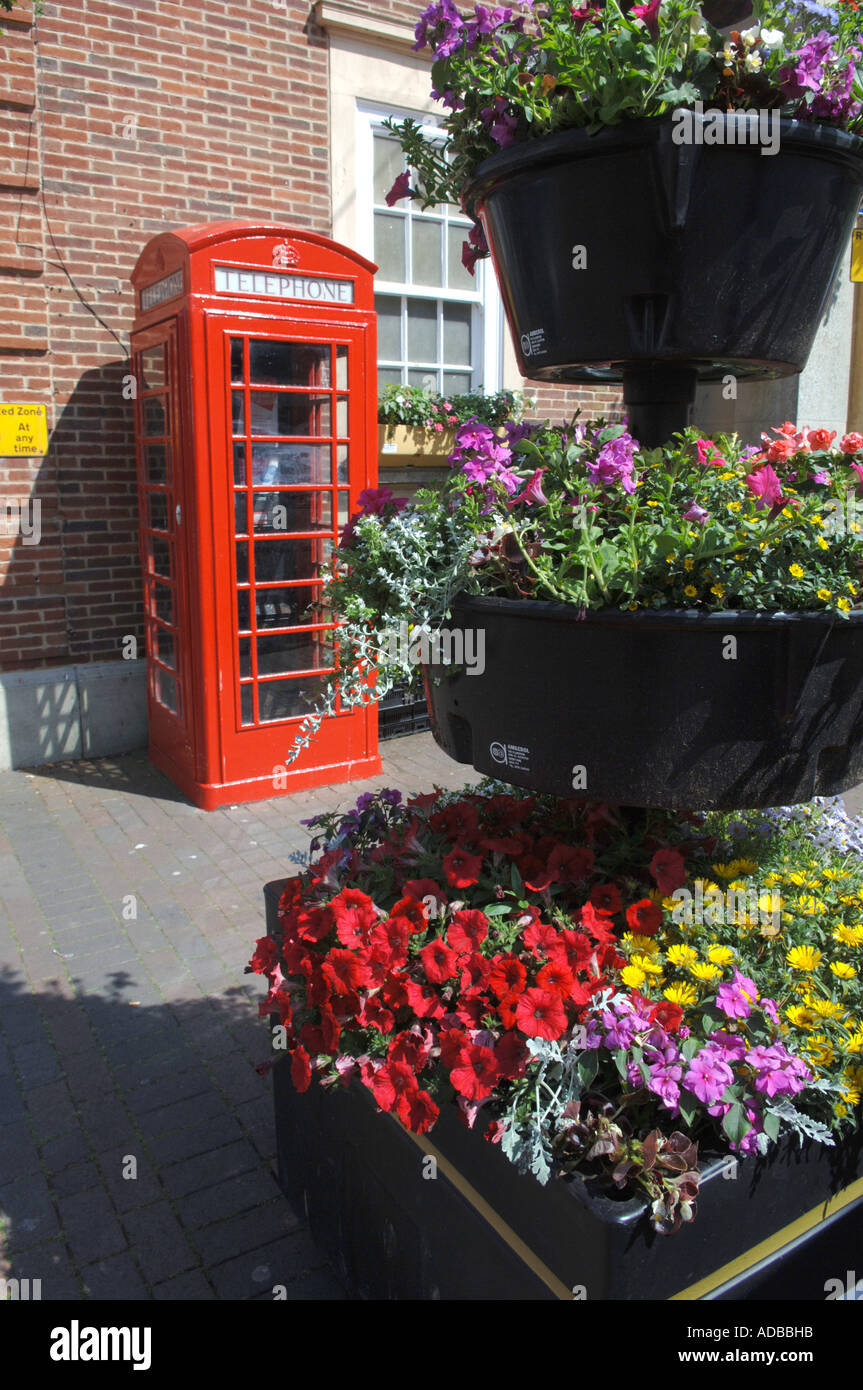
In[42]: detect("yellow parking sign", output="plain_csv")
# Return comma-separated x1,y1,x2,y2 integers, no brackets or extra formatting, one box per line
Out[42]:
0,404,48,456
852,229,863,282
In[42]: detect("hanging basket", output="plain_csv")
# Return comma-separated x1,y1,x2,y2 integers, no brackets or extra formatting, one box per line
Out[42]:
464,116,863,387
422,596,863,810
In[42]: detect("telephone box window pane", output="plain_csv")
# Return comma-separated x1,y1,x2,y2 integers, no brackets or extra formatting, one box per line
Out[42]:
143,397,166,437
151,538,171,578
412,219,443,287
236,589,251,631
249,393,330,438
253,491,332,534
234,492,248,536
230,337,244,383
336,398,348,436
256,585,327,627
156,669,178,714
147,493,169,532
249,341,331,387
239,637,251,679
145,443,169,484
140,344,165,391
375,213,406,281
337,445,348,484
336,346,348,390
258,630,334,676
443,302,472,366
240,685,254,725
151,582,172,624
231,391,245,435
254,538,330,585
251,443,330,486
236,543,249,584
154,628,175,669
443,371,472,396
407,300,437,362
337,492,350,527
233,442,246,485
257,674,334,723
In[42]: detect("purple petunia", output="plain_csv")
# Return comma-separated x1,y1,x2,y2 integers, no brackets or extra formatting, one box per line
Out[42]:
683,1045,734,1105
586,432,639,495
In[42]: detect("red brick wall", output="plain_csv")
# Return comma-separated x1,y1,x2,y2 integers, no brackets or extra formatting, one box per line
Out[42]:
0,0,330,672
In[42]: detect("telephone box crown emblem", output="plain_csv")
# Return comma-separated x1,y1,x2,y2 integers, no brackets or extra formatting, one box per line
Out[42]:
272,239,301,269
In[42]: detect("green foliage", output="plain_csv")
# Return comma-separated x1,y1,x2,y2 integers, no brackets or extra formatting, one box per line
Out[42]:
378,383,528,428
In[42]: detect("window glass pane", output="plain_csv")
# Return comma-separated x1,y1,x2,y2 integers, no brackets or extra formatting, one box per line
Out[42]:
155,669,178,714
140,344,165,391
375,296,401,360
251,443,331,486
377,367,401,389
337,444,348,484
336,345,348,390
230,337,244,383
249,341,331,387
150,537,171,578
407,300,437,362
233,442,246,485
252,491,332,534
237,588,250,631
154,627,175,669
443,370,473,395
234,492,248,536
444,302,472,365
374,212,406,281
408,368,439,390
236,542,248,584
374,134,405,204
239,636,251,679
249,393,330,438
257,674,335,723
336,398,348,436
151,582,172,624
447,225,475,292
257,630,335,676
412,219,443,287
240,684,254,725
256,584,329,627
143,397,166,438
232,391,245,434
145,443,168,484
147,493,169,532
254,538,330,585
337,491,350,527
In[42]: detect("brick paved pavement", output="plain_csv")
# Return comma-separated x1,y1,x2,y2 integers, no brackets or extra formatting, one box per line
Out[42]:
0,733,478,1301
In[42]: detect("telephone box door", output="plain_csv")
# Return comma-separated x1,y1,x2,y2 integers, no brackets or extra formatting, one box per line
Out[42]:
206,313,373,779
132,322,194,776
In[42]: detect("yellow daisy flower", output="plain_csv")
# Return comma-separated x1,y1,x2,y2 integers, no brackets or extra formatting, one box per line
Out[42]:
830,961,857,980
664,982,697,1008
789,563,805,578
622,933,661,956
811,999,844,1020
689,962,721,982
787,945,823,972
833,924,863,947
804,1033,836,1066
666,944,698,969
785,1005,817,1029
631,953,664,977
620,964,646,989
707,944,735,966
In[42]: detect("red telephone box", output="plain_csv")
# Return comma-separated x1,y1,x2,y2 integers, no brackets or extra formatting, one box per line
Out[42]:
129,222,381,810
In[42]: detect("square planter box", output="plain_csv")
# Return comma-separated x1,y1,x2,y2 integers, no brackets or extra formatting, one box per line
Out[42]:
265,879,863,1301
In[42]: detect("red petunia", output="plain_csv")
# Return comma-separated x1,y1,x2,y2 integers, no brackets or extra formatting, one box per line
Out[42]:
439,1025,471,1069
547,843,595,884
536,960,575,998
459,951,492,993
290,1044,312,1093
321,948,368,996
357,994,395,1035
295,904,333,943
388,1027,433,1072
454,992,490,1029
495,1029,530,1080
589,882,622,916
515,986,568,1040
329,887,378,947
247,936,280,976
442,845,483,889
402,878,444,909
520,855,554,892
320,1005,341,1053
278,877,304,918
380,971,410,1011
488,954,527,1001
449,1043,500,1101
369,916,410,967
648,1000,684,1034
362,1061,397,1111
579,901,618,945
448,908,489,955
430,800,480,842
649,847,687,895
496,990,521,1029
404,979,446,1019
390,895,428,935
547,928,594,972
420,936,459,985
625,898,663,936
522,917,559,956
398,1087,439,1134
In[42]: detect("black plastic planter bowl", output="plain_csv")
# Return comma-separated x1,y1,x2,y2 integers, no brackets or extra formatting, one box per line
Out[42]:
464,117,863,388
422,597,863,810
265,880,863,1300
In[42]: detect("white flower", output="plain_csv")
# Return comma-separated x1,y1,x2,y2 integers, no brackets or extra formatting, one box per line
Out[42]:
740,23,761,46
722,43,736,64
744,51,763,72
760,27,784,50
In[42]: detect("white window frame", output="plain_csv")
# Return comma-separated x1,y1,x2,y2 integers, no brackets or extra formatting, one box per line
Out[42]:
356,100,503,395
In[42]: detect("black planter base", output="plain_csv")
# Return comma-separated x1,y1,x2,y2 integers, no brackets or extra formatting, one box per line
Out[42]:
423,597,863,810
265,881,863,1301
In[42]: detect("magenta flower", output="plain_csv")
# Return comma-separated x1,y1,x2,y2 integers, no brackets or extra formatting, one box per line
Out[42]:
811,470,831,486
511,467,548,507
745,463,784,510
683,501,708,525
385,171,411,207
715,969,759,1021
683,1045,734,1106
745,1044,810,1099
586,432,639,494
696,438,723,467
631,0,661,37
709,1030,746,1064
647,1057,683,1110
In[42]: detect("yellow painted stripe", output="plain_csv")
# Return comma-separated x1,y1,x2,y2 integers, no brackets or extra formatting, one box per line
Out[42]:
400,1126,573,1300
670,1174,863,1301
